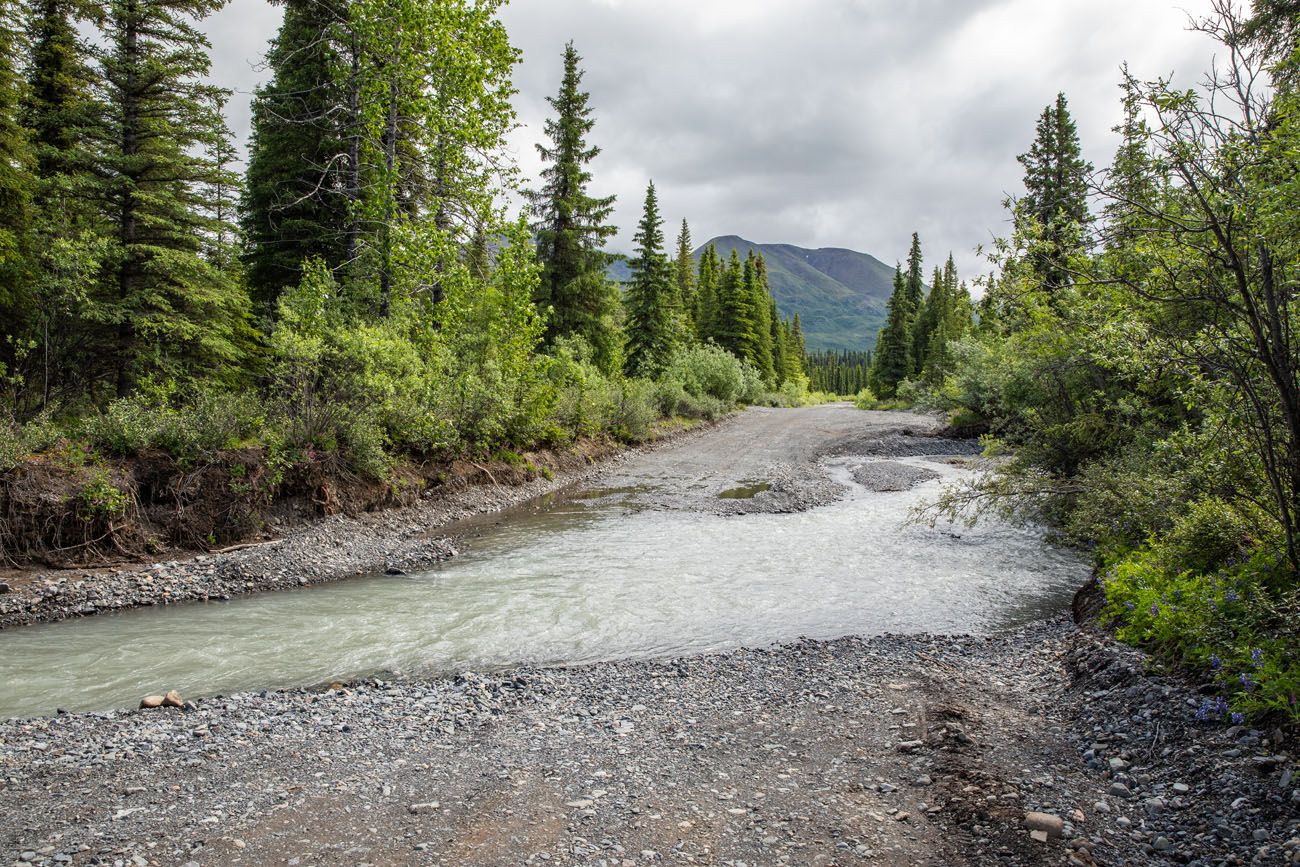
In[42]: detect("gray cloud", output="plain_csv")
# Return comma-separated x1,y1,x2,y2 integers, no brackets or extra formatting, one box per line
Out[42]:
204,0,1220,278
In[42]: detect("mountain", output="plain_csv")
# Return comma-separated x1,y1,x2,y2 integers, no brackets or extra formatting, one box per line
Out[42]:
608,236,894,350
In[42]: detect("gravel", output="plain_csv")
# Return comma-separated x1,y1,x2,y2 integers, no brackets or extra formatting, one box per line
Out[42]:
1,622,1294,865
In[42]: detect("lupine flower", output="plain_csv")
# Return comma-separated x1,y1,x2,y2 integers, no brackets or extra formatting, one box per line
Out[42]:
1195,701,1213,721
1239,673,1256,693
1231,712,1246,725
1209,655,1222,670
1150,603,1160,617
1251,648,1263,668
1225,590,1239,603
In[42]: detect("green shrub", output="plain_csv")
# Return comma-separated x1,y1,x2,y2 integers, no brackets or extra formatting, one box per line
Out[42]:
663,343,747,404
611,378,658,441
1100,543,1299,723
78,383,264,463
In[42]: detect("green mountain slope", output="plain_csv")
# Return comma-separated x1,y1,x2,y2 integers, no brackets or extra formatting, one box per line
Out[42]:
608,236,893,350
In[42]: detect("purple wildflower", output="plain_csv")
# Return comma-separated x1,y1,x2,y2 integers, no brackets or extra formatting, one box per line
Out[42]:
1209,654,1222,670
1150,603,1160,617
1225,590,1239,603
1251,648,1263,668
1231,712,1246,725
1239,673,1256,693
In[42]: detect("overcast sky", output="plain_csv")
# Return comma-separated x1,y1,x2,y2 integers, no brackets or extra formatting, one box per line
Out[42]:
202,0,1220,276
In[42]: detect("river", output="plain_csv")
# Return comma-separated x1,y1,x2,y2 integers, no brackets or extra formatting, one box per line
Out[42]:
0,439,1088,719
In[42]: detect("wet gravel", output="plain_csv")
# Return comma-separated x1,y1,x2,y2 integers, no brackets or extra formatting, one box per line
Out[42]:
850,461,943,492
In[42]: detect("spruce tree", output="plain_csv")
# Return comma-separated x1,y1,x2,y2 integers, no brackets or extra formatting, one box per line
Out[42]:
715,249,751,360
695,243,719,340
529,41,619,369
98,0,251,395
623,181,675,378
748,253,775,384
241,0,350,316
0,0,35,350
869,265,911,398
673,218,695,326
1017,92,1093,292
903,232,924,313
16,0,112,409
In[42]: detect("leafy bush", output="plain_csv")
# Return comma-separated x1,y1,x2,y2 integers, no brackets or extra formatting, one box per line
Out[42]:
78,382,264,464
854,387,911,411
663,343,747,404
1100,543,1300,723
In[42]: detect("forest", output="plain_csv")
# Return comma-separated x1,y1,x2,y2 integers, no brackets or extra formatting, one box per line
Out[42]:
0,2,816,559
862,1,1300,723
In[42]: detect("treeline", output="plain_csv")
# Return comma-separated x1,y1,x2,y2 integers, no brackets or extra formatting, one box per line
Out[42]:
907,1,1300,723
806,351,870,396
0,1,811,496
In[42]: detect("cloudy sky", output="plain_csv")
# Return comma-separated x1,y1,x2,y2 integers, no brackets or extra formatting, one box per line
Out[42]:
202,0,1220,275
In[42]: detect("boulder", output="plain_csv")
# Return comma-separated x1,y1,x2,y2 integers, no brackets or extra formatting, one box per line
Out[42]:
162,690,184,708
1025,811,1065,839
139,695,164,709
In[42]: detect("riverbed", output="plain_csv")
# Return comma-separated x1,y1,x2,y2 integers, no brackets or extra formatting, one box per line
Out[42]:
0,415,1086,719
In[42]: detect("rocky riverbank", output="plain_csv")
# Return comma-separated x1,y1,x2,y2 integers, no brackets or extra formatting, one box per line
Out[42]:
1,619,1295,866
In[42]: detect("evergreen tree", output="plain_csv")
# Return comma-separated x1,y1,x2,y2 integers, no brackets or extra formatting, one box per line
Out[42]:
1017,92,1093,292
903,232,924,313
747,253,775,383
0,0,36,356
17,0,111,409
694,243,719,340
529,41,619,370
869,265,911,397
98,0,252,395
673,218,695,327
240,0,350,316
715,249,751,359
912,265,944,373
623,181,675,378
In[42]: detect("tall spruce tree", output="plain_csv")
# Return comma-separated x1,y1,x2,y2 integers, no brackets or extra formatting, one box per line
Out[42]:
241,0,350,316
673,219,695,335
623,181,675,378
903,232,924,313
869,265,912,398
1017,92,1093,293
0,0,35,360
98,0,251,395
694,243,719,340
529,41,619,370
715,249,751,359
19,0,109,409
747,253,775,383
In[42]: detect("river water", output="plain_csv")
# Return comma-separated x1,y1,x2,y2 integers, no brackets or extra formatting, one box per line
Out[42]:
0,456,1088,718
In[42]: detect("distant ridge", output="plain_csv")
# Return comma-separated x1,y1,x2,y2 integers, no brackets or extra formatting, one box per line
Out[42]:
608,236,893,350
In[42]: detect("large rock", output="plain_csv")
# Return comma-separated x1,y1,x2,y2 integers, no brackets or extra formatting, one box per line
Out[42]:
139,695,164,709
162,690,184,708
1025,811,1065,839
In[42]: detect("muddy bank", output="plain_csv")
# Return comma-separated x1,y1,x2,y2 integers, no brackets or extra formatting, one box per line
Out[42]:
0,420,728,630
1,622,1294,866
